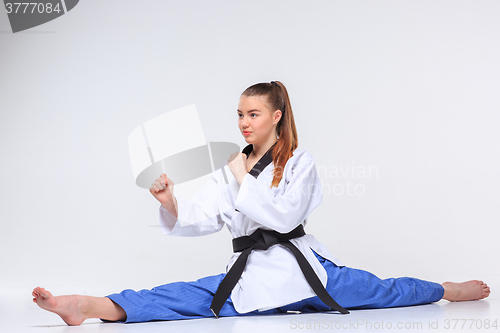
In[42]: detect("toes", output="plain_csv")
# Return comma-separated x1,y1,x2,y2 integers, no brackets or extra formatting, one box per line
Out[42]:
38,288,49,298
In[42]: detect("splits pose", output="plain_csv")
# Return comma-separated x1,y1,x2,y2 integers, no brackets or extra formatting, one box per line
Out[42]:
33,81,490,325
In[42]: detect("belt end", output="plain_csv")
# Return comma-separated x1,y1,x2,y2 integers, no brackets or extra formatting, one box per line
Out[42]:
210,307,219,319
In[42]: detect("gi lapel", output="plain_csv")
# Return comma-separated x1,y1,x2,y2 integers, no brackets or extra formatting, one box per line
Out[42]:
242,141,277,179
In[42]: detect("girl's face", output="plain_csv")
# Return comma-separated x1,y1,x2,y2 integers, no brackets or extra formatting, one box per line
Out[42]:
237,95,281,145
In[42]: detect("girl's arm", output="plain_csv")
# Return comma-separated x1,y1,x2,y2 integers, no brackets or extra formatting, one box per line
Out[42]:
158,172,226,237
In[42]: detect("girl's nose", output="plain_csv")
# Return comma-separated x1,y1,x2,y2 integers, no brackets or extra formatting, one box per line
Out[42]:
240,117,249,127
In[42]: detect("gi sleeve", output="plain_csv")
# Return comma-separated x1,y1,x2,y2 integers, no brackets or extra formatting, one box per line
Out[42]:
159,171,225,237
234,153,323,233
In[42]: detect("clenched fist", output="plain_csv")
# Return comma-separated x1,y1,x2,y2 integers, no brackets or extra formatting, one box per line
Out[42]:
228,151,248,185
150,173,178,217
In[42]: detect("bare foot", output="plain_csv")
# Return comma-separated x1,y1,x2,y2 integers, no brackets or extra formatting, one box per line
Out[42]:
32,287,88,326
442,280,491,302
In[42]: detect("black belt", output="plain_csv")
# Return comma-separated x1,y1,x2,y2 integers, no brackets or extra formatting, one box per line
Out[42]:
210,224,349,317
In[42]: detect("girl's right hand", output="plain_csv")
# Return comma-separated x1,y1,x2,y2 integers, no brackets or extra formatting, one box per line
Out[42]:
149,173,174,205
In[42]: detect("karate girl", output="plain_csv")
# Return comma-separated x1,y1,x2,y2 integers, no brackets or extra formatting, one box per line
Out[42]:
32,81,490,325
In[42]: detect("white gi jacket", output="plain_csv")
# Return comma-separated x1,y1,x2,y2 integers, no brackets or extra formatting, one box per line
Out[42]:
159,145,345,313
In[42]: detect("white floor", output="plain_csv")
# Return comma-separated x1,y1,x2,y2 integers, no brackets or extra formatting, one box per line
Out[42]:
2,278,498,333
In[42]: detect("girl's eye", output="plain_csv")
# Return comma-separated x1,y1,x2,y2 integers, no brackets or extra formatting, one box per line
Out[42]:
238,114,257,118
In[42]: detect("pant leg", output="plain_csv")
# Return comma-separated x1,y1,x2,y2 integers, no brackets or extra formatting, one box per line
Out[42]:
279,250,445,313
105,273,282,323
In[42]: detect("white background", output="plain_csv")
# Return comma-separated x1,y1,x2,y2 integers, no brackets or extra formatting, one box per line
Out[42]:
1,0,499,300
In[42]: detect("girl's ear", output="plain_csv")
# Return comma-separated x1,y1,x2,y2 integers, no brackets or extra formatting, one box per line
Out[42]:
274,110,282,124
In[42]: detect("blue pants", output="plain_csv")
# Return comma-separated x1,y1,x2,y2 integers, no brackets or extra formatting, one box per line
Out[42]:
105,250,444,323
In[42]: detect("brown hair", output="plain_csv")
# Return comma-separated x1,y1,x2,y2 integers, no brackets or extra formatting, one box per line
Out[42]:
241,81,298,188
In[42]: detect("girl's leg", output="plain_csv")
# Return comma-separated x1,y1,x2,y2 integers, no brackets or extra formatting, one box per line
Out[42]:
283,250,489,313
32,287,126,326
34,272,268,325
104,273,243,323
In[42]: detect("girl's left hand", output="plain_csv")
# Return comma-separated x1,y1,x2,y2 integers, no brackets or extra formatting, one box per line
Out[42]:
228,151,248,185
